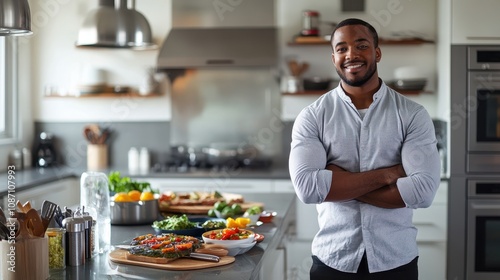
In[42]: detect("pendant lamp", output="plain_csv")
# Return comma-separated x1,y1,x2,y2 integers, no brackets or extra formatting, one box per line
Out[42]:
0,0,32,36
76,0,156,49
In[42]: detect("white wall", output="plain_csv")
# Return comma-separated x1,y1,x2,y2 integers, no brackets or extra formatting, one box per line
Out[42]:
28,0,440,123
27,0,172,122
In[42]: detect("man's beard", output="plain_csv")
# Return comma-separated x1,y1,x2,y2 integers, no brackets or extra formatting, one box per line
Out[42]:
336,63,377,87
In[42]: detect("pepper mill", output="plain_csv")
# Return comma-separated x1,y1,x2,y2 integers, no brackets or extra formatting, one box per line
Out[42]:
81,207,94,259
62,216,85,266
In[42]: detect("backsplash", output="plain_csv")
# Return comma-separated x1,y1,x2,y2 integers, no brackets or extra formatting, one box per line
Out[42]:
33,121,293,171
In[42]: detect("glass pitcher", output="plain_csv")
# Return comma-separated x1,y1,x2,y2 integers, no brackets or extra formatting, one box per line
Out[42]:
80,171,110,254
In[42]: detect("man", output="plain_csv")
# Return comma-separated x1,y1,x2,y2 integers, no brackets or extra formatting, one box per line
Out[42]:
288,18,441,279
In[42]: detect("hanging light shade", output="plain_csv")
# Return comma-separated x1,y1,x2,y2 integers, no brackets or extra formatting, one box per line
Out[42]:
76,0,156,49
0,0,32,36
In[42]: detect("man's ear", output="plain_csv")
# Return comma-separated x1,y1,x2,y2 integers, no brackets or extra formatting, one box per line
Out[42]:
331,53,335,64
375,48,382,62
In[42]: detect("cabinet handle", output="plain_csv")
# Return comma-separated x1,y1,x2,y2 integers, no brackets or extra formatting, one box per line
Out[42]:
466,36,500,40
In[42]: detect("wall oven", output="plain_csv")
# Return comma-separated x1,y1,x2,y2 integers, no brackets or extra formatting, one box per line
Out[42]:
467,46,500,172
450,45,500,280
467,180,500,280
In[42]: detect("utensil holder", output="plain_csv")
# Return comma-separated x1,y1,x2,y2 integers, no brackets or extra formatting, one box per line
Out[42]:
87,144,108,171
0,237,49,280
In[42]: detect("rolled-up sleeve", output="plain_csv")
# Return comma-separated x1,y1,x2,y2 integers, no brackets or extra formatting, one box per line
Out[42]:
289,107,332,204
397,108,441,209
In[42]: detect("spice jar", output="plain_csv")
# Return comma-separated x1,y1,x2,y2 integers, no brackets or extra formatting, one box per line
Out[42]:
47,228,66,270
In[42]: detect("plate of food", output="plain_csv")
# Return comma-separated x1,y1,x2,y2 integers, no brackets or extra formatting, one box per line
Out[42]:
159,190,264,214
202,228,256,256
152,215,226,236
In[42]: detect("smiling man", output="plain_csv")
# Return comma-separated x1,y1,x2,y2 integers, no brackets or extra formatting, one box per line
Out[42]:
288,18,441,279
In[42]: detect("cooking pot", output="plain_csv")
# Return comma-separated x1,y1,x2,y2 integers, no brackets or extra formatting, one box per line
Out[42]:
203,143,239,167
110,199,159,225
203,143,261,167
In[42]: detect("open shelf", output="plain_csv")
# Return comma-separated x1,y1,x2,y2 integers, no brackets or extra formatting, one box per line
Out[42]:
288,37,434,46
45,92,162,98
282,89,431,96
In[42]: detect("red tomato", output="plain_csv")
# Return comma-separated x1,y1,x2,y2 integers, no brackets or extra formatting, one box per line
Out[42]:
175,243,192,251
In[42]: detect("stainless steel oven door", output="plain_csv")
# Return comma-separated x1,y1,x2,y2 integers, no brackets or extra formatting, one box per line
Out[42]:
467,180,500,280
468,71,500,151
467,72,500,172
469,46,500,71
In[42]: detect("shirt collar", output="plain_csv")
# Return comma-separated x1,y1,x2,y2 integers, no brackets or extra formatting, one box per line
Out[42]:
336,80,387,104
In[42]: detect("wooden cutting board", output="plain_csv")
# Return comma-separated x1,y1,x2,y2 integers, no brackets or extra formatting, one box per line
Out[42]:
162,201,265,214
109,249,235,271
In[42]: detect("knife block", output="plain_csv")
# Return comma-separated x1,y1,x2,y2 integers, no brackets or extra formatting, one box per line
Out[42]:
0,237,49,280
87,144,108,171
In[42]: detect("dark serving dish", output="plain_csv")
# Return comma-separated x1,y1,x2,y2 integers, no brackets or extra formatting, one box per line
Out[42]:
152,217,226,237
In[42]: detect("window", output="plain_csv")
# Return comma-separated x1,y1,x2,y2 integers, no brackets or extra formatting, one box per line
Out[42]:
0,37,19,144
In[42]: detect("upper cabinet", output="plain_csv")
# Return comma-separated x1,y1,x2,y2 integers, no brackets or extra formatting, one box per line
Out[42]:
452,0,500,44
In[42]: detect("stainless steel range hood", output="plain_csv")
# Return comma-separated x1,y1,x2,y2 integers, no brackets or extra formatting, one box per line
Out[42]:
157,0,277,69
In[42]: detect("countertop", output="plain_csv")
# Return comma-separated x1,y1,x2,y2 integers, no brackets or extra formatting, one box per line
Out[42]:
0,166,291,197
47,192,297,280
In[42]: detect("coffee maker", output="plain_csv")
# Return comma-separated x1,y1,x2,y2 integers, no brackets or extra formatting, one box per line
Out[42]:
35,132,57,167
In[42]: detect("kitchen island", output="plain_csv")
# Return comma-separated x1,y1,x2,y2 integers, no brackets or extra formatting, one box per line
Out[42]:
47,192,296,280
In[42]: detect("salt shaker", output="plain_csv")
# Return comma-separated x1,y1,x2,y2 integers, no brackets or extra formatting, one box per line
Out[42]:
62,216,85,266
80,172,111,254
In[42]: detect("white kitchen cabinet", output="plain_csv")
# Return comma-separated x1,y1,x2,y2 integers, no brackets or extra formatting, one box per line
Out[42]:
413,181,448,280
451,0,500,44
274,179,319,240
2,177,79,210
261,247,286,280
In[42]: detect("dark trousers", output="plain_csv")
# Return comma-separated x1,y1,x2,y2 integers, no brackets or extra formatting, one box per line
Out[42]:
310,253,419,280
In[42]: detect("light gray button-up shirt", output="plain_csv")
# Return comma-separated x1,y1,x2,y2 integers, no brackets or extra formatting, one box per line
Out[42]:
289,82,441,273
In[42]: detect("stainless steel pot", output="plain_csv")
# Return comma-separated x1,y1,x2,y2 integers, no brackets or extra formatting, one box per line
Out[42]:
110,199,159,225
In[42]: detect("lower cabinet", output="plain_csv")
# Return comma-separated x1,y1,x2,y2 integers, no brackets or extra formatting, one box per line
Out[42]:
2,177,79,210
261,247,286,280
285,239,313,280
414,181,448,280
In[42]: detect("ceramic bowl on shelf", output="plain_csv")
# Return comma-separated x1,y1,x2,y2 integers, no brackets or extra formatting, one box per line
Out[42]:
303,77,334,91
391,79,427,91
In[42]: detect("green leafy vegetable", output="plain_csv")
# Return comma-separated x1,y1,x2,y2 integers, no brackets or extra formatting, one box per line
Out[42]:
108,171,158,194
201,220,226,230
152,214,197,230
